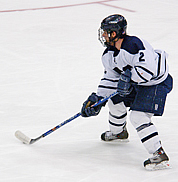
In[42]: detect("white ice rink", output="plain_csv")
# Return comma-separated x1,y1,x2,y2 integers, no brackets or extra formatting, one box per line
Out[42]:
0,0,178,181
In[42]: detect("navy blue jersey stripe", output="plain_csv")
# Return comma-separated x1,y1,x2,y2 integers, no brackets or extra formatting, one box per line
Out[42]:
113,67,122,74
101,78,119,82
98,85,117,90
135,66,154,76
134,67,149,82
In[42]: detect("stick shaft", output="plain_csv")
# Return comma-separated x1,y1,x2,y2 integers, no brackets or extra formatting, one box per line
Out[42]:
41,91,117,138
15,91,118,144
42,112,81,138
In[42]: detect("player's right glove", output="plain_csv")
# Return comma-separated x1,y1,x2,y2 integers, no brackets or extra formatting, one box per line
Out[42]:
117,69,133,97
81,93,105,117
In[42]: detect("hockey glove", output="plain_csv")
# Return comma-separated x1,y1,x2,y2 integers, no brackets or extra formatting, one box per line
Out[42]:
81,93,104,117
117,69,133,97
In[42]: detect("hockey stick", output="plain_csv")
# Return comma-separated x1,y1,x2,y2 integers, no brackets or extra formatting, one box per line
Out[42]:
15,91,118,145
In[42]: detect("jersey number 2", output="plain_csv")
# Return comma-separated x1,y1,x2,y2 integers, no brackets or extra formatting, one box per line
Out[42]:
139,52,145,62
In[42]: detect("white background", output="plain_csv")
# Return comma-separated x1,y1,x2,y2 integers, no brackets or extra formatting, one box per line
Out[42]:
0,0,178,181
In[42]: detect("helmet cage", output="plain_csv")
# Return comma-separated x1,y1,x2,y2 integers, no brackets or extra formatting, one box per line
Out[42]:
98,27,108,47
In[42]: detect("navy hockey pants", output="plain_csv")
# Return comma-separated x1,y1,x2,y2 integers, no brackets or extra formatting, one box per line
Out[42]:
111,74,173,116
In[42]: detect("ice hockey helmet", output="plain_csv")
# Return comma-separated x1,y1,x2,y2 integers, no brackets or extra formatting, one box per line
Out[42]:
98,14,127,46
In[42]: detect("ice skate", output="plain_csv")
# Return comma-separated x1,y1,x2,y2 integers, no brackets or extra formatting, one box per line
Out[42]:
144,147,171,170
101,127,129,142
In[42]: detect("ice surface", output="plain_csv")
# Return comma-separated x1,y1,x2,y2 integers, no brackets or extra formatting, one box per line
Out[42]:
0,0,178,181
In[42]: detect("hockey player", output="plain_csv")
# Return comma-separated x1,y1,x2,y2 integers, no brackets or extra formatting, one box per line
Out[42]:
81,14,173,170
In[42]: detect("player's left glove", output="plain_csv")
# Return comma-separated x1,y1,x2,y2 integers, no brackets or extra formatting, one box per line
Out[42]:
117,69,133,97
81,93,105,117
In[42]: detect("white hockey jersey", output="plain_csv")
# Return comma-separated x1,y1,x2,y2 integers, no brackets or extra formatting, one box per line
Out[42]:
97,35,169,97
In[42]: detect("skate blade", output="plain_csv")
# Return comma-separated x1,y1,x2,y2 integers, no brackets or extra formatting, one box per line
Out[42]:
101,138,129,143
145,161,171,171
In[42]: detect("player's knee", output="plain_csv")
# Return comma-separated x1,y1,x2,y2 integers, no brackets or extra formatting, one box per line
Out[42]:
130,111,153,128
108,99,126,116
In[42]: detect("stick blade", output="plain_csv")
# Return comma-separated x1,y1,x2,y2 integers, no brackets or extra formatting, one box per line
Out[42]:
15,130,31,144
